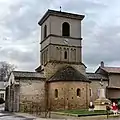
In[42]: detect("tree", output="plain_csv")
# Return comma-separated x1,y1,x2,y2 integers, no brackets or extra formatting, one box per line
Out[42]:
0,61,16,81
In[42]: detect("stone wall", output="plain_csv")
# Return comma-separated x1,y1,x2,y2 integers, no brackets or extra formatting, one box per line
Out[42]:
48,81,90,110
19,79,45,112
44,62,86,79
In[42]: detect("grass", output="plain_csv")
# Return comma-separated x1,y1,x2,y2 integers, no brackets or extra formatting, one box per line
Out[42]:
57,109,108,115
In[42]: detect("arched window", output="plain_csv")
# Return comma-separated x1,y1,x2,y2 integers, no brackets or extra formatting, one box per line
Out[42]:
62,22,70,36
44,25,47,38
77,88,81,97
64,51,67,59
55,89,58,98
89,88,92,97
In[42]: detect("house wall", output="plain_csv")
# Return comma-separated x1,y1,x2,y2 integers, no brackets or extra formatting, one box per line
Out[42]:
109,74,120,87
19,79,45,112
90,80,108,102
107,89,120,99
0,81,8,100
48,81,90,110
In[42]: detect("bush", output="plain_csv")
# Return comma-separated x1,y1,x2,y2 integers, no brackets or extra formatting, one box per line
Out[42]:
0,98,5,104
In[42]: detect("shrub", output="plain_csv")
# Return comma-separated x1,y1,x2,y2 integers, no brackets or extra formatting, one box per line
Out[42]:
0,98,5,104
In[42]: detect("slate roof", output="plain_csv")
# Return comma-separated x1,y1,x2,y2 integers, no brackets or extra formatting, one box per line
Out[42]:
86,73,108,80
13,71,45,79
48,66,90,82
101,67,120,74
38,9,85,25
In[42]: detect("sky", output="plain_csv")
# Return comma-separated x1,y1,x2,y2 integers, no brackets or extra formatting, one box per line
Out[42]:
0,0,120,72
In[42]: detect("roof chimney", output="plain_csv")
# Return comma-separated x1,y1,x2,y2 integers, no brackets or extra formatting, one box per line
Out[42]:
100,61,104,67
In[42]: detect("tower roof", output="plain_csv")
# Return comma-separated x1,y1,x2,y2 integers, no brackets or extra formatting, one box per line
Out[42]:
38,9,85,25
48,66,90,82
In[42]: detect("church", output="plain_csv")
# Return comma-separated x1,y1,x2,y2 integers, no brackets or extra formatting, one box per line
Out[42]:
5,9,120,112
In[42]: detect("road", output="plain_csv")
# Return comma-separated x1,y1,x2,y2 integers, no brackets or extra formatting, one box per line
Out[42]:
0,112,35,120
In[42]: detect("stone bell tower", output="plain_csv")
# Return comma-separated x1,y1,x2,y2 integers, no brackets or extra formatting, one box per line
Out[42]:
38,9,86,78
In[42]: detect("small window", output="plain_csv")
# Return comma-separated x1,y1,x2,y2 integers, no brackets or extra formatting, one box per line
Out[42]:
55,89,58,98
62,22,70,36
89,88,92,97
44,25,47,38
64,51,67,59
77,88,81,97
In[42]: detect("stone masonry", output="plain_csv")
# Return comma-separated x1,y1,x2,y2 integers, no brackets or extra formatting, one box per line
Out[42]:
48,81,90,110
19,79,45,112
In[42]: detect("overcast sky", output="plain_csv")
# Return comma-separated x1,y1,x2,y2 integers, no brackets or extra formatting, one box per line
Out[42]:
0,0,120,72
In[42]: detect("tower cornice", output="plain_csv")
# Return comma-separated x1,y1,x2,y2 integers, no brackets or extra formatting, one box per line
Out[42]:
40,43,82,52
38,9,85,26
40,34,82,44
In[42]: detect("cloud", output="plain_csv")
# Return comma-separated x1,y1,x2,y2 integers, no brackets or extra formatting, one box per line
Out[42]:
0,0,120,72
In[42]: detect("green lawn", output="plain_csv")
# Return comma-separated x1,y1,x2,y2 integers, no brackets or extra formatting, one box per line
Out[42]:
58,109,108,115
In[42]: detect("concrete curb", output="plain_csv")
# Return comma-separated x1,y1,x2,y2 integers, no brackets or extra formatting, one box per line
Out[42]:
51,112,77,117
14,111,120,120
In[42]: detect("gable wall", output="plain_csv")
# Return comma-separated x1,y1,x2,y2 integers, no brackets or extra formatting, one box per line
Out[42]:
109,74,120,87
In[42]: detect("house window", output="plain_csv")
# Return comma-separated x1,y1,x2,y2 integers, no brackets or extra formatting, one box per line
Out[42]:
0,93,4,99
55,89,58,98
44,25,47,38
64,51,67,59
77,88,81,97
62,22,70,36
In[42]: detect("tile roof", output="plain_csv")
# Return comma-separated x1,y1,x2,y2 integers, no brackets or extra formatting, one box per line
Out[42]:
107,86,120,89
13,71,45,79
49,66,90,82
101,67,120,73
86,73,108,80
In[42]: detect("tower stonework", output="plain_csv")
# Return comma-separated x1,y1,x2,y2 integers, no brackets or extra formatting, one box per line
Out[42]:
38,10,86,78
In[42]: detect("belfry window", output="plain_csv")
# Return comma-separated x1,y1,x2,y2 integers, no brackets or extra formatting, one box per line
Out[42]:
55,89,58,98
77,88,81,97
62,22,70,36
64,51,67,59
44,25,47,38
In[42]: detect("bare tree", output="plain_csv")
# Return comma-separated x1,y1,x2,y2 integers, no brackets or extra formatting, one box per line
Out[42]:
0,61,16,81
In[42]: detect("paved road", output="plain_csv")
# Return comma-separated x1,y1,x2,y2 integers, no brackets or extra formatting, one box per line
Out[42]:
0,112,35,120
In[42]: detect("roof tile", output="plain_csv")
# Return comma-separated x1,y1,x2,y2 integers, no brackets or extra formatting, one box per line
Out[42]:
86,73,108,80
13,71,45,79
49,66,90,82
102,67,120,73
